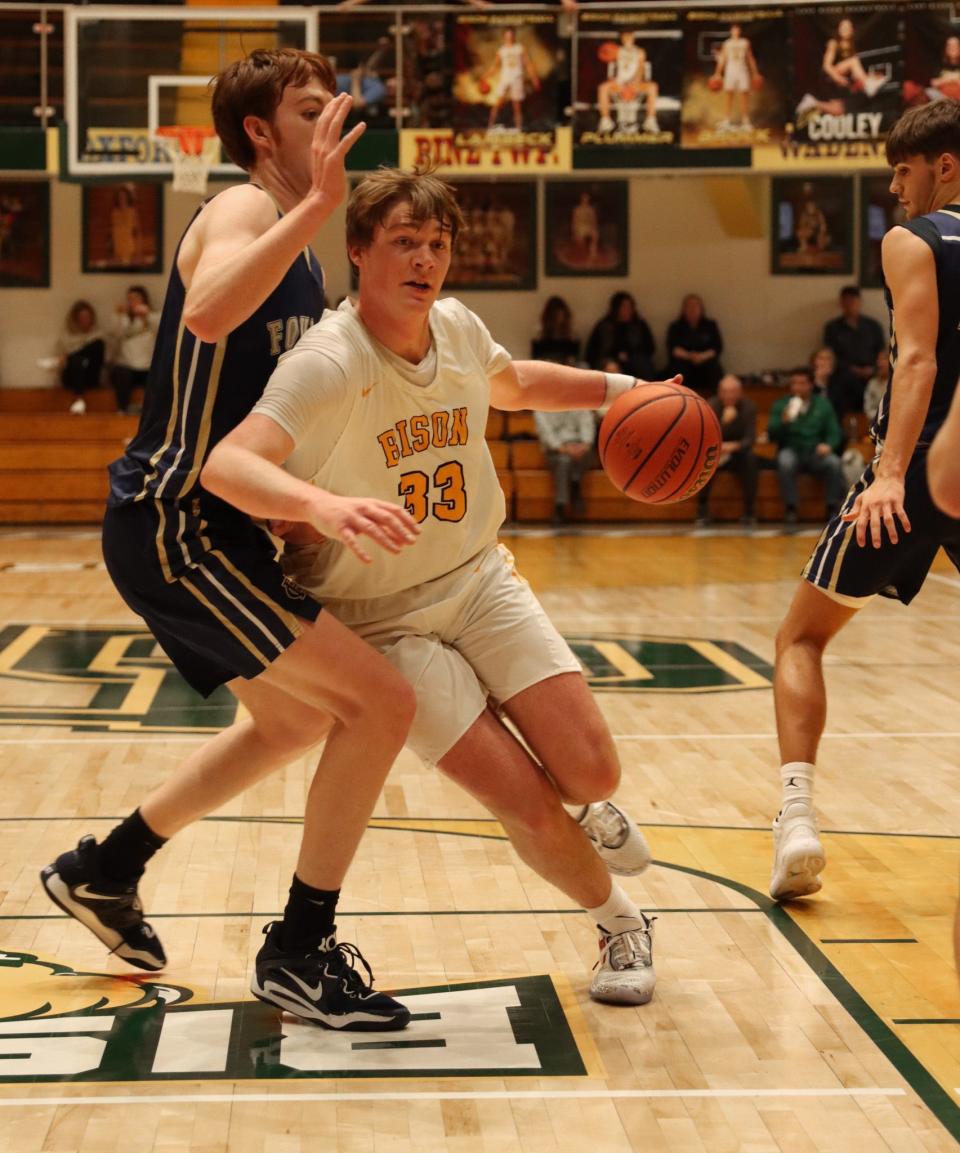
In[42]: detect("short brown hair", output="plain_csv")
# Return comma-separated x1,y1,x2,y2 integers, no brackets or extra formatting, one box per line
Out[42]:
346,167,464,261
211,48,336,171
886,99,960,166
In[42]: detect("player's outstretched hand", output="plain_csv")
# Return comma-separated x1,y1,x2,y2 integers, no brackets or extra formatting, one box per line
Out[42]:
841,475,911,548
307,493,420,564
310,92,367,212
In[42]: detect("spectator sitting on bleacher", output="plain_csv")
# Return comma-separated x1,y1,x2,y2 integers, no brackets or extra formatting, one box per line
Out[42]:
767,365,845,524
665,293,724,397
823,284,886,418
57,300,105,416
695,373,759,527
110,285,158,415
585,291,655,380
532,295,581,366
810,345,840,397
863,347,889,425
534,408,597,525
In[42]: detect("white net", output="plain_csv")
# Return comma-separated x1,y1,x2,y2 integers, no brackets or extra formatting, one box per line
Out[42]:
156,130,220,195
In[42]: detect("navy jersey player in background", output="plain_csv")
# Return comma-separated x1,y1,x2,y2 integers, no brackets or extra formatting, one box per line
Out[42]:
768,99,960,903
41,49,420,1031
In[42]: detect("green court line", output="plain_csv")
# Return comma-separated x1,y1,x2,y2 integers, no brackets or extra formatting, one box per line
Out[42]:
893,1019,960,1025
0,906,763,922
821,938,918,945
654,859,960,1143
5,816,958,843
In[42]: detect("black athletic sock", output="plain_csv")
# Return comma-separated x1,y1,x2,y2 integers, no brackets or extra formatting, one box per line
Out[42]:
280,875,340,951
97,809,168,882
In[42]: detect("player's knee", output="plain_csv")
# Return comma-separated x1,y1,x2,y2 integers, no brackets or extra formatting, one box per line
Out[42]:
344,669,416,740
251,709,332,758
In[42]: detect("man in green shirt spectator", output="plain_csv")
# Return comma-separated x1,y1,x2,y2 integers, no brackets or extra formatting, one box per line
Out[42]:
768,366,844,523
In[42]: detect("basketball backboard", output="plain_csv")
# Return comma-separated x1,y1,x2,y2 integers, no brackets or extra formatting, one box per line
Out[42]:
64,5,317,180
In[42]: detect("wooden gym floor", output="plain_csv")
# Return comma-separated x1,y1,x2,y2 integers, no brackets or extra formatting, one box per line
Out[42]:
0,524,958,1152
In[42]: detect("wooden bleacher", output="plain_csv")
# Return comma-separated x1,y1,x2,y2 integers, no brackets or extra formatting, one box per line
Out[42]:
0,389,139,523
0,384,871,526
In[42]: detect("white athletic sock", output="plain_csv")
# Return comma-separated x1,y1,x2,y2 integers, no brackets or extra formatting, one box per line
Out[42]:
586,881,644,934
779,761,815,815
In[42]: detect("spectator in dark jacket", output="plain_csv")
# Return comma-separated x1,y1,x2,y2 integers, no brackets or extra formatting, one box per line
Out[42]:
666,293,724,396
57,300,105,415
585,291,655,379
532,295,580,366
822,285,886,418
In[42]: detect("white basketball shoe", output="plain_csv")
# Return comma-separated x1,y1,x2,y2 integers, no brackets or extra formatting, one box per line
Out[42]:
590,914,656,1005
769,804,825,900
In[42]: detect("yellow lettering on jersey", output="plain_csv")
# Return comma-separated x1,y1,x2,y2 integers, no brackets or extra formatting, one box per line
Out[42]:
378,430,402,468
409,414,430,452
299,316,313,340
285,316,301,351
395,420,413,458
266,320,284,357
449,407,468,446
432,411,449,447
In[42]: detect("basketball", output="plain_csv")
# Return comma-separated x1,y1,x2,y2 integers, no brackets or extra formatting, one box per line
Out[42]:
478,78,491,96
752,73,765,91
707,75,723,91
598,42,620,64
598,384,723,504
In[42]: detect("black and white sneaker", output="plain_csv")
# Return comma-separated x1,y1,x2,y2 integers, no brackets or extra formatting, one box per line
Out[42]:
40,835,166,971
251,921,410,1031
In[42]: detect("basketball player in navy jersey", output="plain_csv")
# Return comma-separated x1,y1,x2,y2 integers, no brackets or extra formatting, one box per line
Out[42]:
769,99,960,902
40,49,421,1030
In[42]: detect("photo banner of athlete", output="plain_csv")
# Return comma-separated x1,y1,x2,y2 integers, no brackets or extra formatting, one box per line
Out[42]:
766,4,903,170
58,3,960,178
680,8,790,151
451,10,560,147
574,9,682,148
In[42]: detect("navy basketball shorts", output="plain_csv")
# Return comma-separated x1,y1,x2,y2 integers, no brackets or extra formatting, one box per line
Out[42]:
803,447,960,606
102,500,322,697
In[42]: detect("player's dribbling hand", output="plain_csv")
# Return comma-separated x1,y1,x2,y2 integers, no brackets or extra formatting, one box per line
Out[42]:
841,475,911,548
307,493,420,564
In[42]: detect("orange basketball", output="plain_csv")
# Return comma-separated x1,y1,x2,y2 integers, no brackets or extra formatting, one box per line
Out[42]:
478,78,491,95
598,42,620,64
707,75,723,91
598,384,722,504
752,72,765,91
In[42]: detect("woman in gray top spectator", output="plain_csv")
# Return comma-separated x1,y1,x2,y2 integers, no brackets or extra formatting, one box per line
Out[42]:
110,284,158,414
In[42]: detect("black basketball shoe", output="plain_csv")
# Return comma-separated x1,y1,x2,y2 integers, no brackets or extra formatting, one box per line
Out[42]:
40,835,167,971
251,921,410,1030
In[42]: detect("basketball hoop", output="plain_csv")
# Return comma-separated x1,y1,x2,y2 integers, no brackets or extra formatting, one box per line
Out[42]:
155,126,220,195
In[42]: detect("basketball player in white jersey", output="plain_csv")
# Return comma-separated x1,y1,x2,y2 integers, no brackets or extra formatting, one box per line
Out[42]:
202,167,686,1006
597,31,660,135
710,23,761,132
482,26,541,132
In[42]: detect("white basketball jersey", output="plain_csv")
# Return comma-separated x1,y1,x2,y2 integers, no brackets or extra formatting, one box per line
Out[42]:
498,43,525,83
253,298,512,601
615,46,641,85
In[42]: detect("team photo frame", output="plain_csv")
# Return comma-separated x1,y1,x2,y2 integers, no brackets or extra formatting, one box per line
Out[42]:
445,179,537,291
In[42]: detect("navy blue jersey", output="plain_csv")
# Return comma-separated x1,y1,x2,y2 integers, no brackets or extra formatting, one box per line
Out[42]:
875,204,960,446
108,194,324,520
